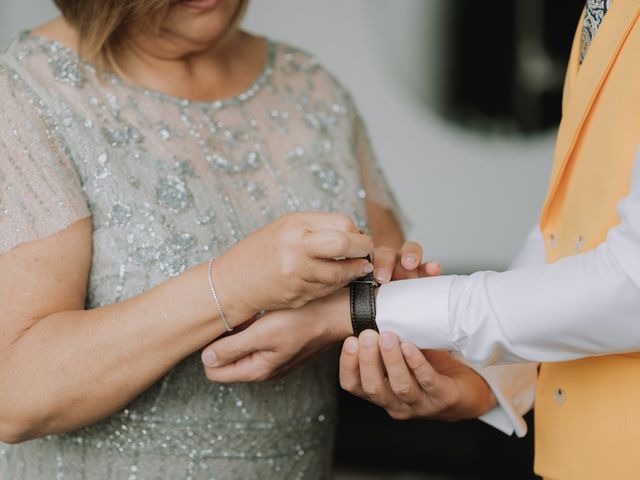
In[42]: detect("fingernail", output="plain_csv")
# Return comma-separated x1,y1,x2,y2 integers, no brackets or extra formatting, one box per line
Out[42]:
400,343,412,357
363,263,374,274
380,332,394,349
374,269,388,283
360,331,376,346
202,349,218,367
428,262,441,274
344,337,358,354
405,255,417,265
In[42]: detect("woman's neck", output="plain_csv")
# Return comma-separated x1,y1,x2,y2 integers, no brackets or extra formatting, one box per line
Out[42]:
119,29,266,101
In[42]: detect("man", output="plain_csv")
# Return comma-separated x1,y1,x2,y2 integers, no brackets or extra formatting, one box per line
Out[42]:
340,0,640,478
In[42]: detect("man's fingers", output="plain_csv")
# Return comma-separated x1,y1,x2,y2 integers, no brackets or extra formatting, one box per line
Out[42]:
378,332,421,404
373,246,397,284
339,337,364,395
400,342,440,392
201,328,259,368
358,330,396,406
304,230,374,259
400,241,423,271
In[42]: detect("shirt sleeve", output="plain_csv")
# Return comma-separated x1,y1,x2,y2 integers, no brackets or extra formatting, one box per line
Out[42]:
376,148,640,366
378,225,543,437
508,223,547,269
0,65,90,254
456,352,537,437
467,224,543,437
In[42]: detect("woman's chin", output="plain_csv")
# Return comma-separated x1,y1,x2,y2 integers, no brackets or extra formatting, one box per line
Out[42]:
170,26,235,52
166,0,240,47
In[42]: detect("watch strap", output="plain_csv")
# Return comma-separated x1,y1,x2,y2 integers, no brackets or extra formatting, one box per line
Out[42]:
349,265,379,336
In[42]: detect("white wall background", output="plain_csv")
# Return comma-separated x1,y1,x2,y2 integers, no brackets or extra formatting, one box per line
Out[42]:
0,0,555,272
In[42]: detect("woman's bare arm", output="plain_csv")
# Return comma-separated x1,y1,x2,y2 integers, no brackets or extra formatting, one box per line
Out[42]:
365,200,405,249
0,219,236,443
0,212,373,443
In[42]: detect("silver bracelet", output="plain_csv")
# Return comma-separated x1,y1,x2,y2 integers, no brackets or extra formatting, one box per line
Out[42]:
207,256,233,332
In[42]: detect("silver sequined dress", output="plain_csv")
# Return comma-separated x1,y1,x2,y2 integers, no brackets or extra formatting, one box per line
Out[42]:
0,32,398,480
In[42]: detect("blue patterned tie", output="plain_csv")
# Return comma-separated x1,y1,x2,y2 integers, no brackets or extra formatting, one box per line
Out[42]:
580,0,613,63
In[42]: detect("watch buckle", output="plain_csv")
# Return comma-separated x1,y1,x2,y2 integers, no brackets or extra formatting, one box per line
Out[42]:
352,279,379,287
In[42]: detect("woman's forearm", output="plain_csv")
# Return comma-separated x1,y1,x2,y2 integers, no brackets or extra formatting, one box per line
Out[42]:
0,261,249,443
0,211,373,443
366,200,404,249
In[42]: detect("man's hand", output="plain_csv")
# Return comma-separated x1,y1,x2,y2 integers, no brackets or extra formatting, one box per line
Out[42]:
339,330,497,421
372,241,441,284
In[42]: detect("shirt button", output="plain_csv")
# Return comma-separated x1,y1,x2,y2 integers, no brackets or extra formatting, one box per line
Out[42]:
554,387,566,406
576,235,585,252
549,233,557,248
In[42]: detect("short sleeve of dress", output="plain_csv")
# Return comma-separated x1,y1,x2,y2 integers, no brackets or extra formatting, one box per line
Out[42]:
347,95,406,227
0,65,90,254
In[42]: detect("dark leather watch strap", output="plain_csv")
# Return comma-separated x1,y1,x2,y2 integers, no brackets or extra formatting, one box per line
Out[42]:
349,260,379,336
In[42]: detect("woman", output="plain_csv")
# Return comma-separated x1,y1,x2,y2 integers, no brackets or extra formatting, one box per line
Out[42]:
0,0,412,478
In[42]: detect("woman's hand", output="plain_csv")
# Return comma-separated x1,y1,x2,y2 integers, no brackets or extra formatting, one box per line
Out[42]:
216,212,374,320
372,241,441,285
339,331,497,421
201,289,352,383
202,237,445,383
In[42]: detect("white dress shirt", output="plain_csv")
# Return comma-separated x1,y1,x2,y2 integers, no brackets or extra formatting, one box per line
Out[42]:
376,150,640,437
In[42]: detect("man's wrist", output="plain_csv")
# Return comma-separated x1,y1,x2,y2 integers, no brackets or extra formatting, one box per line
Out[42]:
323,286,382,341
449,371,499,420
322,288,354,341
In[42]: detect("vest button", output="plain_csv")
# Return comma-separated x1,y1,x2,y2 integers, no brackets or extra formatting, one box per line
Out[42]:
549,233,557,248
554,387,566,406
576,235,585,252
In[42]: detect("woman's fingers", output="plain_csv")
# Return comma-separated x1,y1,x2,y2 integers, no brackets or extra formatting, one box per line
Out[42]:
373,242,432,284
204,352,272,383
378,332,422,404
373,246,397,284
311,258,373,287
303,230,373,259
421,262,442,277
339,337,364,395
201,327,260,368
400,241,423,271
293,211,359,233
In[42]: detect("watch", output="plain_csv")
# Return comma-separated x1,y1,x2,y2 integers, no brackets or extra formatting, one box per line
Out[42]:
349,256,379,336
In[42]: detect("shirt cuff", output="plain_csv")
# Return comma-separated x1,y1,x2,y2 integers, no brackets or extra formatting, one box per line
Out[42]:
376,275,456,350
475,363,537,437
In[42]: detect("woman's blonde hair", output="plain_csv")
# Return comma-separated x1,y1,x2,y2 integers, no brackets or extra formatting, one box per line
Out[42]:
53,0,249,70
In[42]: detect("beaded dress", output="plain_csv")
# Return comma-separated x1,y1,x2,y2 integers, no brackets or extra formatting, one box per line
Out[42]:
0,32,397,480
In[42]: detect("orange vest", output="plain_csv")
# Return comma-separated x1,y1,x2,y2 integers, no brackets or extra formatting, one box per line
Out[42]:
535,1,640,478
